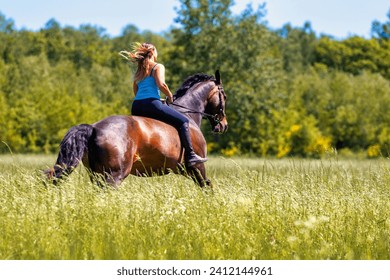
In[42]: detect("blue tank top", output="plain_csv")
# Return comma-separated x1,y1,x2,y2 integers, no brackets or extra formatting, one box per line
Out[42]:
134,64,160,100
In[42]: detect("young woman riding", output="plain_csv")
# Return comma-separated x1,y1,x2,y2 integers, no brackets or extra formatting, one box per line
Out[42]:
120,42,207,167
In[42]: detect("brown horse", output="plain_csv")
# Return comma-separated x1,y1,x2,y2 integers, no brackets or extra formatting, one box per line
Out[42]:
45,70,228,187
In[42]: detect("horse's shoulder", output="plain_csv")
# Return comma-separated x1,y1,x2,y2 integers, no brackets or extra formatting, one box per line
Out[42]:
188,120,205,143
188,120,202,132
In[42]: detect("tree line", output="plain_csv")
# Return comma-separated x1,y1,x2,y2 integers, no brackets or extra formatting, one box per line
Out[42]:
0,0,389,158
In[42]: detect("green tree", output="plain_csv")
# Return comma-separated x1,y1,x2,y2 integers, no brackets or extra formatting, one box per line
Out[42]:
170,0,289,155
276,21,317,73
290,69,390,153
0,11,15,33
314,36,390,78
168,0,236,83
371,9,390,39
1,7,390,157
0,60,8,152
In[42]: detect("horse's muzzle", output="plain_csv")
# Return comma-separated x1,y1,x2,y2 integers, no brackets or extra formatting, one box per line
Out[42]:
213,123,228,134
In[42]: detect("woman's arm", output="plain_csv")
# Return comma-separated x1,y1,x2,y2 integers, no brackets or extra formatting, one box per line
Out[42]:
154,64,173,103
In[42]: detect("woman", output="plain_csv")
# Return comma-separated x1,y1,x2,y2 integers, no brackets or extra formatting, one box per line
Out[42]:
120,42,207,167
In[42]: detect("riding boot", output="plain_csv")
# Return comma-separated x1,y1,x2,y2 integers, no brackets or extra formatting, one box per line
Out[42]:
179,123,208,166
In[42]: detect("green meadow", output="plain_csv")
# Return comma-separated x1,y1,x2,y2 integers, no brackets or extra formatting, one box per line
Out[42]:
1,154,389,260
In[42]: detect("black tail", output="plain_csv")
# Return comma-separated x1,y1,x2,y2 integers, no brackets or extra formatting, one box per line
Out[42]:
45,124,94,181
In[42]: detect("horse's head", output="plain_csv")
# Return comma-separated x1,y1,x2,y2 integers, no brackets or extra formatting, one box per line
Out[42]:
173,70,228,133
205,70,228,134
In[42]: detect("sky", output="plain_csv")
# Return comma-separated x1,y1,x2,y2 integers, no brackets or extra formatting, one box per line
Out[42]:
1,0,389,39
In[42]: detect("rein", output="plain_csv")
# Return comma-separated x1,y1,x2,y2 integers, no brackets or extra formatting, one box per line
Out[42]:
169,85,225,124
169,103,213,118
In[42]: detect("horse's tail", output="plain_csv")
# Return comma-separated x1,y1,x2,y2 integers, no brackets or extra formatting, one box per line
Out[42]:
45,124,94,181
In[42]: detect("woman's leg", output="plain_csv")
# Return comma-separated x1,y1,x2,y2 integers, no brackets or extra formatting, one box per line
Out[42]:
177,121,208,166
132,98,186,128
132,99,207,166
149,100,207,166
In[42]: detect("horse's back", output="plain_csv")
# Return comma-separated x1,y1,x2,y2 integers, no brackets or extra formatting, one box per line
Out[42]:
129,115,206,154
90,115,206,177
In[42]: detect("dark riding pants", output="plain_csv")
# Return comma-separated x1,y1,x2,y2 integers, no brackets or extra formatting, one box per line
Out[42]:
131,98,189,130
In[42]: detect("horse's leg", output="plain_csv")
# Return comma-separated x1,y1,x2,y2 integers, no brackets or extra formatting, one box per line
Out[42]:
82,153,112,187
87,162,132,188
81,156,97,185
187,163,211,188
86,139,134,188
104,168,127,187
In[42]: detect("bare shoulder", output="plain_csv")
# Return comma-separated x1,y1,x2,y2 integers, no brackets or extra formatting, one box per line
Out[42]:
154,63,165,72
153,64,166,81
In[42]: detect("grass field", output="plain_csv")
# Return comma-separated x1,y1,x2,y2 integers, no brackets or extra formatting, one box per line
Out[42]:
0,154,390,260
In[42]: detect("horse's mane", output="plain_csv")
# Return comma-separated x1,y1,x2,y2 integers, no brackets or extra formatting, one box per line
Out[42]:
174,73,216,99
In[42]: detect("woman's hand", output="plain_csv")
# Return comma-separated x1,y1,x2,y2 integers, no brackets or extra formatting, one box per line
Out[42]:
166,95,173,104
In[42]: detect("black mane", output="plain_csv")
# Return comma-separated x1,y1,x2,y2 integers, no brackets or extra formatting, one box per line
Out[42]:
174,73,215,99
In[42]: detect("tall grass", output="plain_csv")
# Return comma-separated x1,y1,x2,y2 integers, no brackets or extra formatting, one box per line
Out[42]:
1,155,390,259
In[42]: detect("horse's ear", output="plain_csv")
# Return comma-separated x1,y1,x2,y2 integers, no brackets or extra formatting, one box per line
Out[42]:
215,70,222,85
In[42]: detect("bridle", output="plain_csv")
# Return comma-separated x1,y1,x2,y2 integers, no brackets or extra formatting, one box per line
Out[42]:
170,84,225,124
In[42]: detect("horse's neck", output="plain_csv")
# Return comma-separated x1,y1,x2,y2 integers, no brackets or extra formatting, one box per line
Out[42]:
174,82,213,127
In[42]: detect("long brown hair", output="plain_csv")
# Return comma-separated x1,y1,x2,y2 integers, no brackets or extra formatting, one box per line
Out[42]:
119,42,156,82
